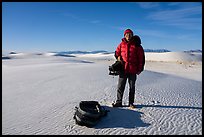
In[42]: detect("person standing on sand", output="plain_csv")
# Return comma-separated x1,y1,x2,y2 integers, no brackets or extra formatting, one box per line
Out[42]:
112,29,145,109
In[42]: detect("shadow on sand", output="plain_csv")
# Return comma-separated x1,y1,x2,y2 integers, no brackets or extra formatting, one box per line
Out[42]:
2,56,12,60
94,106,150,129
136,104,202,110
94,104,202,129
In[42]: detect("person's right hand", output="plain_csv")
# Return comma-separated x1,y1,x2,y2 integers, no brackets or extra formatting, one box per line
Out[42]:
117,56,124,65
117,56,121,61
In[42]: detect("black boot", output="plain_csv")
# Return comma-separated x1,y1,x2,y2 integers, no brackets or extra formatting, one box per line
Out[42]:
129,103,136,109
112,102,122,107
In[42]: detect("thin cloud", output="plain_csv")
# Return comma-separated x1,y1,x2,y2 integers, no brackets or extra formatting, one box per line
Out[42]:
146,4,202,30
61,12,103,26
176,34,198,40
148,6,201,20
62,13,78,19
61,12,126,32
137,29,198,41
137,29,172,38
136,2,160,9
90,20,101,24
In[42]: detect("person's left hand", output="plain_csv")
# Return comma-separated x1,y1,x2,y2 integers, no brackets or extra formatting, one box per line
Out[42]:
137,72,141,75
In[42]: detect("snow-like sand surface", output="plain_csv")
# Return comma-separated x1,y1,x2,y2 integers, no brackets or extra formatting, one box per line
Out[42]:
2,52,202,135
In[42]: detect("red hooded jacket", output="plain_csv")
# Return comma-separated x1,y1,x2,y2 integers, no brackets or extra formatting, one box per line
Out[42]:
115,35,145,74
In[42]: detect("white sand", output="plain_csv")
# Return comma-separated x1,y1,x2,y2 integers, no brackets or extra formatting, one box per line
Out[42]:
2,51,202,135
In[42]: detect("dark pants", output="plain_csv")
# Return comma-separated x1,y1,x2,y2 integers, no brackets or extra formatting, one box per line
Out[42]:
116,73,137,105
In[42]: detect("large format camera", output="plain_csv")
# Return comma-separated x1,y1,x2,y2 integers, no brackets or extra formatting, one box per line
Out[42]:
109,61,124,76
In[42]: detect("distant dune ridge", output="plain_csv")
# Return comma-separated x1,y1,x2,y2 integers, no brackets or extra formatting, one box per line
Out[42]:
2,50,202,63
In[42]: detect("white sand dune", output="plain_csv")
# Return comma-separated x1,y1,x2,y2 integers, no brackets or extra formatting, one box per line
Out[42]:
2,51,202,135
145,52,202,62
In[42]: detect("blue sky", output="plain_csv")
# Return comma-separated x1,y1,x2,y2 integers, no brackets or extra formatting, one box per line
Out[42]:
2,2,202,52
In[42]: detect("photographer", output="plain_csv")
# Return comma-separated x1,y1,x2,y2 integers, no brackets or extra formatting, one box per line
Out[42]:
112,29,145,108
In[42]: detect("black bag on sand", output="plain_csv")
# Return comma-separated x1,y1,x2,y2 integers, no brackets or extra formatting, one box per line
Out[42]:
73,101,109,127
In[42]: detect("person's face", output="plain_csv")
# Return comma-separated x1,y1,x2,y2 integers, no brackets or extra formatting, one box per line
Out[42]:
125,33,133,41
